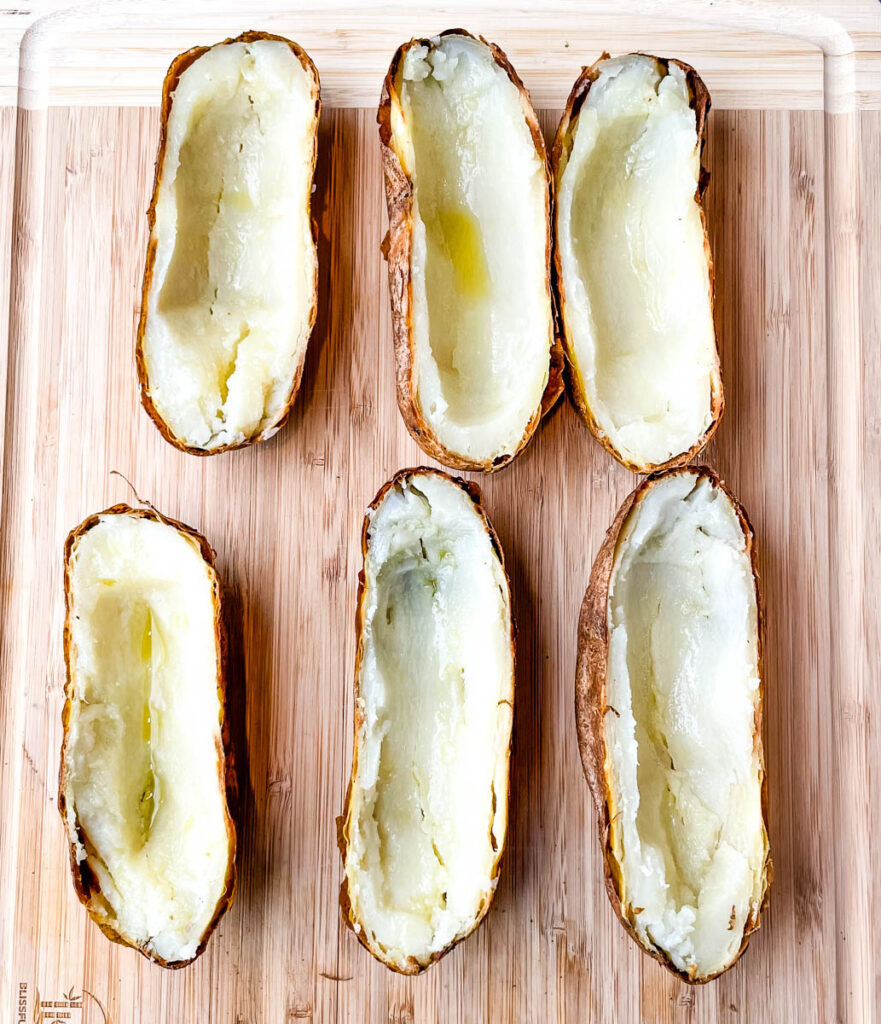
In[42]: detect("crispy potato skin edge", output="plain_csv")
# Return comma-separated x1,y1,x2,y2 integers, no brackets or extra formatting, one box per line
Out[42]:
58,504,237,969
337,467,516,973
135,30,321,456
377,29,564,474
574,466,771,984
551,54,724,474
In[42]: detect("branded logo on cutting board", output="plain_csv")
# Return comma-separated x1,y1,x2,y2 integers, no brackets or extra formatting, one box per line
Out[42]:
15,984,109,1024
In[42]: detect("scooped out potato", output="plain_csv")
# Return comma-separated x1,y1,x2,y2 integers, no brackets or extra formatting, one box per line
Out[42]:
339,469,514,972
380,31,562,471
553,54,723,472
137,32,320,453
59,506,235,967
576,468,770,982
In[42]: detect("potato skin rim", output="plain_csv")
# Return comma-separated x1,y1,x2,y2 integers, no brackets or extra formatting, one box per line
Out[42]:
58,504,237,969
378,30,564,474
135,30,321,456
574,466,771,983
337,467,516,973
551,53,724,474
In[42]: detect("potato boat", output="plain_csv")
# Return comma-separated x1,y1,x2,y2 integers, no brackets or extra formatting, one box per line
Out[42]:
137,32,320,454
59,506,235,967
379,31,562,472
575,467,770,982
339,468,514,972
553,54,723,472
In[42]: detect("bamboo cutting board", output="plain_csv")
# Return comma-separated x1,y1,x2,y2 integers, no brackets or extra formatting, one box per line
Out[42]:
1,2,880,1021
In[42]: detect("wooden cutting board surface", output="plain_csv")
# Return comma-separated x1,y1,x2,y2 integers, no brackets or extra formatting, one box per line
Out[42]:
1,3,879,1022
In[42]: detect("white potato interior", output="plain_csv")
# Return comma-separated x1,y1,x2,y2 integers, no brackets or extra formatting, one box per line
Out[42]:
605,472,765,978
394,36,553,463
345,473,513,969
143,39,317,449
63,514,230,963
557,55,716,467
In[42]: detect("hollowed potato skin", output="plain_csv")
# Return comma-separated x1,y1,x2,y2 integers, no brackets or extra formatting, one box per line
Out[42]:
337,467,515,973
378,30,564,473
551,54,724,474
574,467,771,983
58,504,237,969
136,31,320,456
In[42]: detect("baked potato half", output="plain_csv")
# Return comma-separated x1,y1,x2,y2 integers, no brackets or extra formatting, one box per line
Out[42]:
379,31,563,472
339,468,514,972
137,32,320,454
553,54,723,472
575,468,770,982
59,505,235,967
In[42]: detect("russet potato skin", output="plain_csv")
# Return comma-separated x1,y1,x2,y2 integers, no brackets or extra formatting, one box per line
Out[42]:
378,30,564,473
338,467,515,974
574,467,771,983
136,31,321,456
59,504,237,969
551,54,724,474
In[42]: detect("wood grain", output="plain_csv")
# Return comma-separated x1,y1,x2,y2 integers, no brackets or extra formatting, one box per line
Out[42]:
861,107,881,1024
4,1,881,110
0,9,878,1024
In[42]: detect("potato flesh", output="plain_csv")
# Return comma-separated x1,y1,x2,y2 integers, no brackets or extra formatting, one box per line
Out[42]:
346,474,513,969
606,473,765,978
64,515,230,963
396,36,553,463
557,56,716,467
144,40,316,449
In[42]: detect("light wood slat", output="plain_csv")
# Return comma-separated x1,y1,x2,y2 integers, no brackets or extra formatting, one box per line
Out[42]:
2,1,881,109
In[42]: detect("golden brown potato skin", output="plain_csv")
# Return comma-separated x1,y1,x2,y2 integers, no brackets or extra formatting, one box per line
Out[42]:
337,467,515,973
574,467,771,983
136,31,320,456
59,504,237,969
378,30,564,473
551,54,724,474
